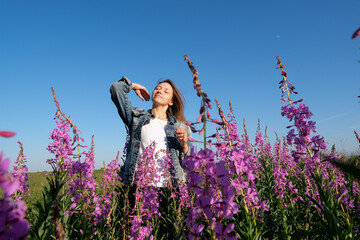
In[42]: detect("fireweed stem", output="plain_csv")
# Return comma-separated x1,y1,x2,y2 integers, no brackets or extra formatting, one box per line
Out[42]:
283,76,293,106
210,221,216,240
239,188,250,214
203,108,207,151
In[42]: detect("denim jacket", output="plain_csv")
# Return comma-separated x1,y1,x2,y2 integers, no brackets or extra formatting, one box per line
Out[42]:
110,76,192,187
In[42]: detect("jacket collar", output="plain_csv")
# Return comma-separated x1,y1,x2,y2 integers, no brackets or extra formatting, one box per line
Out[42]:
147,109,176,125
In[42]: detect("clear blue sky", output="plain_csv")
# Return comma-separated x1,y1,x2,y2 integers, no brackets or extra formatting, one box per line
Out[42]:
1,1,360,172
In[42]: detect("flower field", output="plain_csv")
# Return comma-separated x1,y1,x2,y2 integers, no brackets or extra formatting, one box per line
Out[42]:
1,55,360,240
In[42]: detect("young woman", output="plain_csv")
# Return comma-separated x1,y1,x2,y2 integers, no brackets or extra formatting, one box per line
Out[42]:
110,76,192,188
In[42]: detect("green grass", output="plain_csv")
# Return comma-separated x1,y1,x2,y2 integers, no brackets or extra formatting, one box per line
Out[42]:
25,169,105,204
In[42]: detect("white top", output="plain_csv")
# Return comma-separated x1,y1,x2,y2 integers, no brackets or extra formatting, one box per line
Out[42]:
138,117,169,187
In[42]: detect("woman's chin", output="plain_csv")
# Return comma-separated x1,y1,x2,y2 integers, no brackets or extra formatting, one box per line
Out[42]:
152,101,168,108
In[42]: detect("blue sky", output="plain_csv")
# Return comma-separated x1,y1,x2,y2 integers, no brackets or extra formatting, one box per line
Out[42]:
1,1,360,172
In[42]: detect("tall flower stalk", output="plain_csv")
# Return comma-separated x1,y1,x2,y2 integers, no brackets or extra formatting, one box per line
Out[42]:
11,141,30,201
184,55,213,150
129,142,160,240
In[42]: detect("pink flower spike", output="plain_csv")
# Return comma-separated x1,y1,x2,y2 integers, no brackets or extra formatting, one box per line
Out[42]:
352,27,360,39
211,119,224,125
186,122,193,126
199,128,204,135
293,98,304,104
207,110,211,119
188,137,201,143
0,131,16,138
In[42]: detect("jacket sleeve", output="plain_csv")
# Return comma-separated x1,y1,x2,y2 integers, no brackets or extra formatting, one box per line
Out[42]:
110,76,133,132
185,125,192,156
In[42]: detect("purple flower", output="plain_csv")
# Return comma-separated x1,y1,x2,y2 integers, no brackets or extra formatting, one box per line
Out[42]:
221,199,239,219
214,222,238,240
214,161,231,187
260,200,269,211
10,142,30,201
46,120,73,171
178,183,191,208
188,222,204,240
0,152,30,239
0,154,20,198
184,147,239,238
246,188,259,206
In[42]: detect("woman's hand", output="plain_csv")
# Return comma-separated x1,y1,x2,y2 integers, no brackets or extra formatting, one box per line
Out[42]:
131,83,150,101
175,128,189,154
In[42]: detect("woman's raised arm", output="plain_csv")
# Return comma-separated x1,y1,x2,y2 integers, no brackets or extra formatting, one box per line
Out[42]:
110,76,135,130
110,77,150,131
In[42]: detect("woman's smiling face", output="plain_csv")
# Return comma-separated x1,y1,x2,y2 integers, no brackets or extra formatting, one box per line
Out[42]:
151,82,174,107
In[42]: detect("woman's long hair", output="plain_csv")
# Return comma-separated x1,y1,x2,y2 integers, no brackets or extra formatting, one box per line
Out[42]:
158,79,186,123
